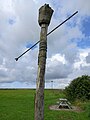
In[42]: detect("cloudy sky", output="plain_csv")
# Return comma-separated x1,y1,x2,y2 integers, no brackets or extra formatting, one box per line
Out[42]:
0,0,90,89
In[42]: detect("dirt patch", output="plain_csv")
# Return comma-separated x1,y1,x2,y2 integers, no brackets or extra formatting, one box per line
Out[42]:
49,105,83,112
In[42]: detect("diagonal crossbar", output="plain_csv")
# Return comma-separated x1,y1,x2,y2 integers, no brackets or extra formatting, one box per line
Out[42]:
15,11,78,61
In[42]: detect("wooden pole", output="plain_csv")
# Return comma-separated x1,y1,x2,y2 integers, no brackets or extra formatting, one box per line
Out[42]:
35,4,53,120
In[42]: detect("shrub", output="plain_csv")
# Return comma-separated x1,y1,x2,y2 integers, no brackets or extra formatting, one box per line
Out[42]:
64,75,90,101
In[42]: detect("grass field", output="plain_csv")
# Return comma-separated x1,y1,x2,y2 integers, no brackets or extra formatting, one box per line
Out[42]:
0,89,90,120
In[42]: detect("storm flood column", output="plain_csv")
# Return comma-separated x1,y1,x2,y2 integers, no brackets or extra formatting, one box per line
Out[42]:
35,4,53,120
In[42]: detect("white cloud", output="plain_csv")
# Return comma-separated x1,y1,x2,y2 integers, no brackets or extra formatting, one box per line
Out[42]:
86,53,90,63
74,50,88,69
0,0,90,88
69,49,90,79
57,0,90,16
46,54,73,80
49,54,66,64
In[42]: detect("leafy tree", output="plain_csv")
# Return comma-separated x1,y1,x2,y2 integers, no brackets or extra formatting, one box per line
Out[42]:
64,75,90,101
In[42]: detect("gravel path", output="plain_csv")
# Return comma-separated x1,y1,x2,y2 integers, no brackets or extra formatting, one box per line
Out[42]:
49,105,83,112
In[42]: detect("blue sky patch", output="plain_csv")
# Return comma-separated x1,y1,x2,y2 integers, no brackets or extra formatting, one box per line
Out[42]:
66,20,77,28
8,18,16,25
71,37,90,49
0,34,2,38
26,42,37,50
77,38,90,49
51,0,62,19
81,16,90,37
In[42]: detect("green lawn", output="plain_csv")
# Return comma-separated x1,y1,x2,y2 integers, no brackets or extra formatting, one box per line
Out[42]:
0,89,90,120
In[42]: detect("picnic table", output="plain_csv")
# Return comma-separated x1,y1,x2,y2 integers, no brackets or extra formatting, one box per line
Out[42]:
57,98,72,109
